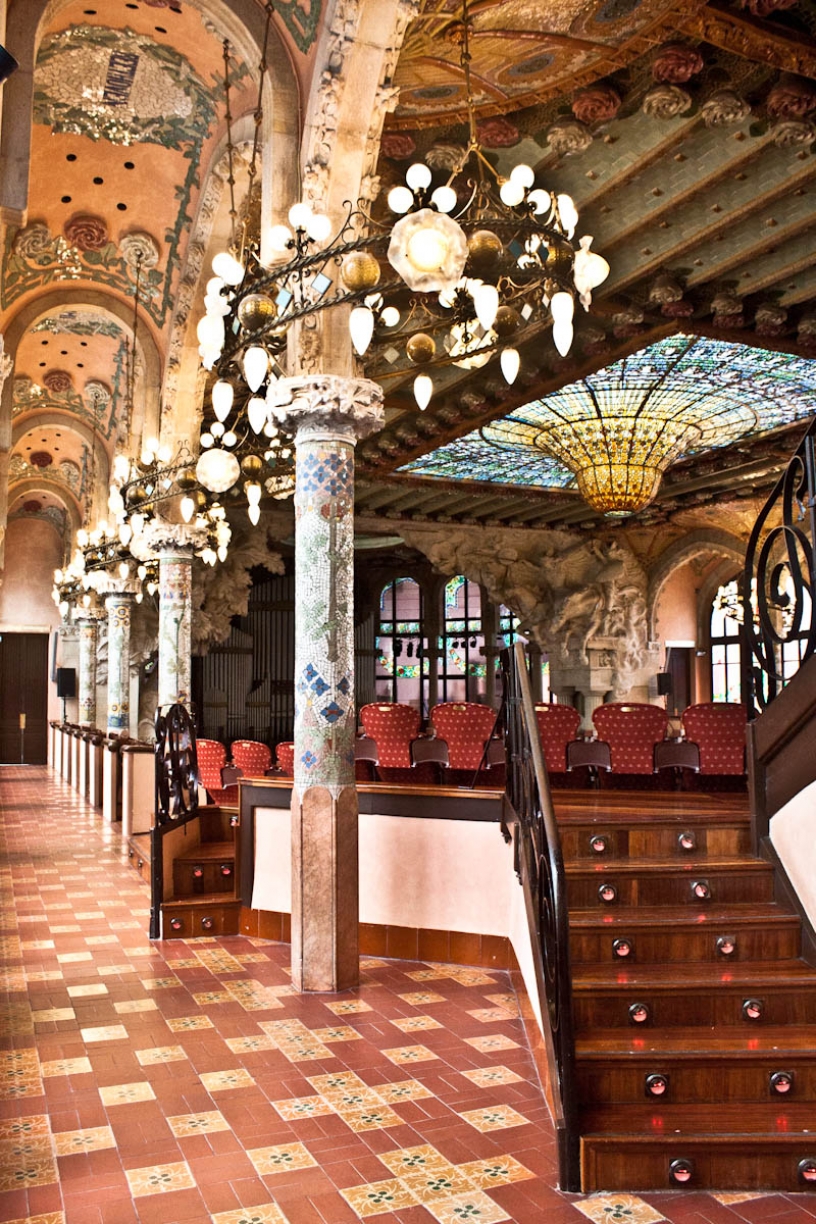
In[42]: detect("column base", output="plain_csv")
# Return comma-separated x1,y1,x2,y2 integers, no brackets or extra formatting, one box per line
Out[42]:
291,784,359,992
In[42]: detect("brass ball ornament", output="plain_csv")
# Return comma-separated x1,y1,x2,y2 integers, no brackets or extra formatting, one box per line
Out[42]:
493,305,521,337
467,229,503,269
237,293,277,332
340,251,381,291
406,332,436,365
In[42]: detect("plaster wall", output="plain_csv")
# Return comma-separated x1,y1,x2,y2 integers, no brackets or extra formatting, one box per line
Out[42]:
654,560,699,665
0,516,62,722
770,779,816,931
252,808,514,935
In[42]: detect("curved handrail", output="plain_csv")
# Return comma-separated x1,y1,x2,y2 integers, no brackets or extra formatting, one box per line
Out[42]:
501,642,578,1191
743,418,816,716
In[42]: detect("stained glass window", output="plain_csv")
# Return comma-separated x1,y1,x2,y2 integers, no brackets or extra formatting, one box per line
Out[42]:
399,336,816,492
375,577,427,710
711,582,742,704
440,576,485,703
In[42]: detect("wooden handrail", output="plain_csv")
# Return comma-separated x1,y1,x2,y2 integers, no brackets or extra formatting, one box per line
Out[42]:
502,642,579,1191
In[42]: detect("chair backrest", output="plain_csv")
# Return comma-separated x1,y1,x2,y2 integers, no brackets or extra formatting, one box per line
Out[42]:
196,739,227,790
359,703,421,767
430,702,497,769
231,739,272,777
534,703,582,773
275,741,295,776
591,702,669,774
681,702,747,775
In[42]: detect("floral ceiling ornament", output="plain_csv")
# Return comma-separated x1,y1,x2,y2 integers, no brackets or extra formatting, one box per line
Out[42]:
425,142,467,170
771,119,816,148
63,214,108,252
797,315,816,354
571,84,622,125
119,231,161,270
701,89,752,128
83,380,111,407
13,223,54,261
43,369,73,393
652,43,705,84
642,84,692,119
711,289,745,328
476,116,520,147
380,132,417,160
767,74,816,120
649,274,684,306
546,118,593,156
755,303,788,336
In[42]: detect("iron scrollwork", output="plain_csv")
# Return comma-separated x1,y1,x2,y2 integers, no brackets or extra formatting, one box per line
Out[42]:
154,702,199,823
743,420,816,716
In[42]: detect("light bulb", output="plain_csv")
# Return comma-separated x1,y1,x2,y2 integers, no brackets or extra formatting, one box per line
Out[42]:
550,290,574,325
203,292,230,316
267,223,293,253
137,565,147,579
406,162,432,191
54,568,63,583
573,236,610,295
217,545,228,563
247,396,267,434
510,163,535,188
248,503,260,526
388,185,414,214
501,347,520,384
180,495,195,523
500,179,525,207
431,185,457,214
306,212,332,241
223,430,237,447
211,250,245,285
473,282,499,331
59,600,69,616
130,513,145,536
349,306,374,355
76,529,89,546
82,593,91,608
380,306,400,327
119,523,132,545
288,201,312,230
407,228,448,273
414,373,433,410
528,188,551,216
147,580,157,595
135,592,143,604
212,379,234,422
246,481,262,505
206,276,226,296
118,561,130,579
197,313,224,348
211,420,225,438
243,345,268,392
557,193,579,238
200,432,214,448
196,448,240,493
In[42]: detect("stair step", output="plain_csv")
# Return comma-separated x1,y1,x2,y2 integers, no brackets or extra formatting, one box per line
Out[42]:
555,792,751,861
160,895,241,940
569,903,800,963
578,1024,816,1055
572,960,816,1028
580,1119,816,1192
173,840,235,863
566,859,773,907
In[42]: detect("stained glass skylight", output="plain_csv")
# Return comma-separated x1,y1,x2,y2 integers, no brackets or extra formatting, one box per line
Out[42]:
399,335,816,512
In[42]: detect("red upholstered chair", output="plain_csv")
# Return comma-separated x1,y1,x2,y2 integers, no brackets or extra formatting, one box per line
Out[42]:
196,738,237,805
681,703,747,775
231,739,272,778
275,742,295,776
591,702,670,774
359,703,421,768
534,703,582,774
430,702,497,770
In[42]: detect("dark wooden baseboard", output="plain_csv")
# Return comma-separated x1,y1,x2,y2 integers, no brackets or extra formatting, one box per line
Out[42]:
760,835,816,966
238,906,513,968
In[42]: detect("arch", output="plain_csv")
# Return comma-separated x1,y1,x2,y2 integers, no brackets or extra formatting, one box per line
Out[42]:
647,529,746,642
0,0,298,223
7,475,82,534
11,411,110,512
1,288,162,452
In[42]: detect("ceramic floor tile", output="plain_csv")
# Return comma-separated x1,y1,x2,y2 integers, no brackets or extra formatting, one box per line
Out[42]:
457,1105,531,1132
99,1081,157,1105
573,1194,668,1224
341,1177,418,1217
200,1068,256,1092
167,1109,231,1137
211,1208,291,1224
125,1159,197,1197
247,1142,318,1175
52,1125,116,1155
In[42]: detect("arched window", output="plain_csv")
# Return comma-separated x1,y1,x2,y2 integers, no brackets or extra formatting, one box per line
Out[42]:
711,580,742,703
375,578,427,709
496,605,550,702
440,576,485,703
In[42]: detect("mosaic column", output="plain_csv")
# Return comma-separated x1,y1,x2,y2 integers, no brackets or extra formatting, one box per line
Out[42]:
103,581,139,736
75,608,104,727
281,373,383,993
143,523,207,713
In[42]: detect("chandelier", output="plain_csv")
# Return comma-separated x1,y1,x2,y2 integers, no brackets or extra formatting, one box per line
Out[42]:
480,335,760,515
193,0,610,512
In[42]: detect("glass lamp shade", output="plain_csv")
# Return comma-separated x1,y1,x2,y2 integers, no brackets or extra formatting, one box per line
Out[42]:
575,463,664,517
349,306,374,355
212,380,234,422
180,496,195,523
196,447,241,493
574,236,611,297
211,251,245,286
247,396,268,434
243,346,268,392
431,185,457,214
501,348,520,384
414,373,433,410
388,208,468,293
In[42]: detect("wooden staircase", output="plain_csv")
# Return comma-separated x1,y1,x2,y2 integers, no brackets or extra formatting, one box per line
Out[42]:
558,788,816,1193
127,802,241,939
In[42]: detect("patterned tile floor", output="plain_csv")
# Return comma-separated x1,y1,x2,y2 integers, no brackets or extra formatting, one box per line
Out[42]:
2,767,816,1224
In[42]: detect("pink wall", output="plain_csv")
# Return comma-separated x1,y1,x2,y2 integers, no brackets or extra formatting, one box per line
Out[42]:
0,517,63,722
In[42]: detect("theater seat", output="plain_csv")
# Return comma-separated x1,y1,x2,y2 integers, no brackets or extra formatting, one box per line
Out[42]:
592,702,669,774
231,739,272,778
430,702,497,770
196,738,238,806
359,703,421,768
681,702,747,775
275,742,295,776
534,703,582,774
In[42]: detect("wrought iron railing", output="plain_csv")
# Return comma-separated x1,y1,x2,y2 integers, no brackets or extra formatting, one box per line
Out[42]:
500,642,579,1191
743,418,816,717
150,703,200,938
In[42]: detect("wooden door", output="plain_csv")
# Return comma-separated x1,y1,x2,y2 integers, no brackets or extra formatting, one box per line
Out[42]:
0,632,49,763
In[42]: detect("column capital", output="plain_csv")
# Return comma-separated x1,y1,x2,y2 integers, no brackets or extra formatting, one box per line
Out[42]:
72,605,106,624
100,577,141,599
141,520,208,556
275,374,384,442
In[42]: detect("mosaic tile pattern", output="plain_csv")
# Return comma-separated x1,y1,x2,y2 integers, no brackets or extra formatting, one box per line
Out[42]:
3,766,816,1223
